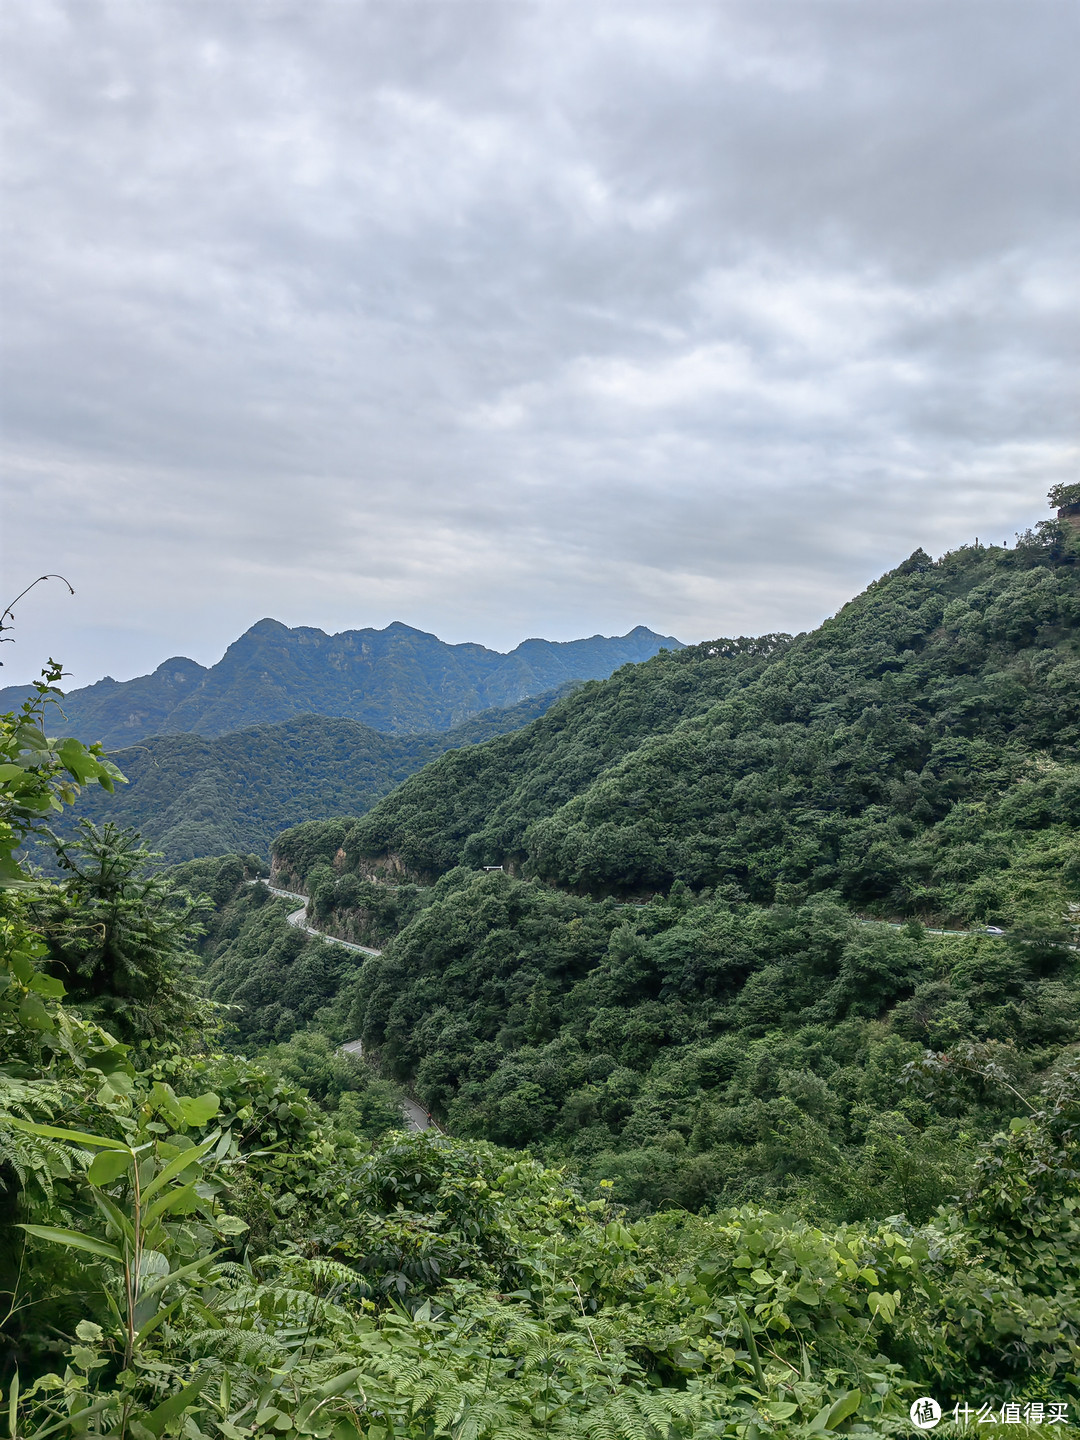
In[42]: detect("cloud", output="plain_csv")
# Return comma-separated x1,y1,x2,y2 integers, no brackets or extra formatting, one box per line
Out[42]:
1,0,1076,685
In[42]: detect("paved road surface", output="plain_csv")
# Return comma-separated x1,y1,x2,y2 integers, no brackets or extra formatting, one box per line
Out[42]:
251,880,383,956
256,884,431,1129
284,905,382,956
873,919,997,937
401,1097,432,1131
339,1040,430,1131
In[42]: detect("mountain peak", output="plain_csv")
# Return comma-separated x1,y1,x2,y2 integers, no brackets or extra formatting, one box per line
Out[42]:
246,617,301,637
35,621,684,747
152,657,206,678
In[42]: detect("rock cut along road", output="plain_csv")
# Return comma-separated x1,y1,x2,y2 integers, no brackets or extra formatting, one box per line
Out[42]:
260,881,383,956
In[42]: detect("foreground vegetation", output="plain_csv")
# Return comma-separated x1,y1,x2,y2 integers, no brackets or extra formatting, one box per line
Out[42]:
3,502,1080,1434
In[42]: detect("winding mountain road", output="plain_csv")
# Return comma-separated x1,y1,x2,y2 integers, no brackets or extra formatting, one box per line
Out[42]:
260,882,383,955
256,881,432,1131
255,878,1042,1135
284,904,383,955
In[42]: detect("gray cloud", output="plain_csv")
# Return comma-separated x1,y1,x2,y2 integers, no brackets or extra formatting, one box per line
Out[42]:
2,0,1076,685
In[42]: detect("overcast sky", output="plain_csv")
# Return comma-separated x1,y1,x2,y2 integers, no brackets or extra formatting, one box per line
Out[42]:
2,1,1076,687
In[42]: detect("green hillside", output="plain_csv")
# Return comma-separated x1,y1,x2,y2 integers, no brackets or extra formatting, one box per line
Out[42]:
0,656,209,749
326,527,1079,925
327,869,1079,1216
43,687,573,865
5,514,1080,1424
523,542,1079,920
257,517,1080,1218
273,634,790,884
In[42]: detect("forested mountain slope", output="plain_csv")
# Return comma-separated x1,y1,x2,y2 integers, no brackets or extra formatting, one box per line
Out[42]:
274,633,791,884
328,529,1079,923
525,537,1079,917
332,869,1080,1216
0,619,681,747
251,520,1080,1217
44,686,571,865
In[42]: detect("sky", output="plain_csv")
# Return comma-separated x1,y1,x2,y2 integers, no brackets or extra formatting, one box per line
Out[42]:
1,1,1077,688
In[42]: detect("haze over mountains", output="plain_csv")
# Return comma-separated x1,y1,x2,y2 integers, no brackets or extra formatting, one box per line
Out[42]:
1,619,682,748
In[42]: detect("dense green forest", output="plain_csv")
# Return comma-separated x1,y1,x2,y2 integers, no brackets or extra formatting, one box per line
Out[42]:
308,528,1079,923
0,620,679,747
277,635,790,884
3,506,1080,1434
251,522,1079,1224
43,689,572,866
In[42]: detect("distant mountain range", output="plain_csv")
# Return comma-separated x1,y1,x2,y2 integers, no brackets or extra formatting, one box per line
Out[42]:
1,620,683,749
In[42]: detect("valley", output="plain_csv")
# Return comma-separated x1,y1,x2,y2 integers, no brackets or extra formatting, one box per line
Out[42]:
176,522,1079,1228
46,687,574,864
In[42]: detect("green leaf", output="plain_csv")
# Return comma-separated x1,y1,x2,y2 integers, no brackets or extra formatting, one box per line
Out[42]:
295,1369,366,1429
20,1393,117,1440
28,972,65,997
144,1181,200,1228
177,1092,220,1128
814,1390,862,1431
0,858,38,890
137,1249,171,1292
213,1214,249,1236
149,1081,185,1127
90,1188,136,1247
138,1250,220,1303
18,1224,123,1262
17,993,54,1031
140,1136,215,1203
133,1298,180,1347
4,1118,129,1150
141,1373,210,1438
13,725,47,752
56,738,106,785
87,1148,133,1187
7,1370,18,1440
867,1289,897,1323
9,954,34,984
